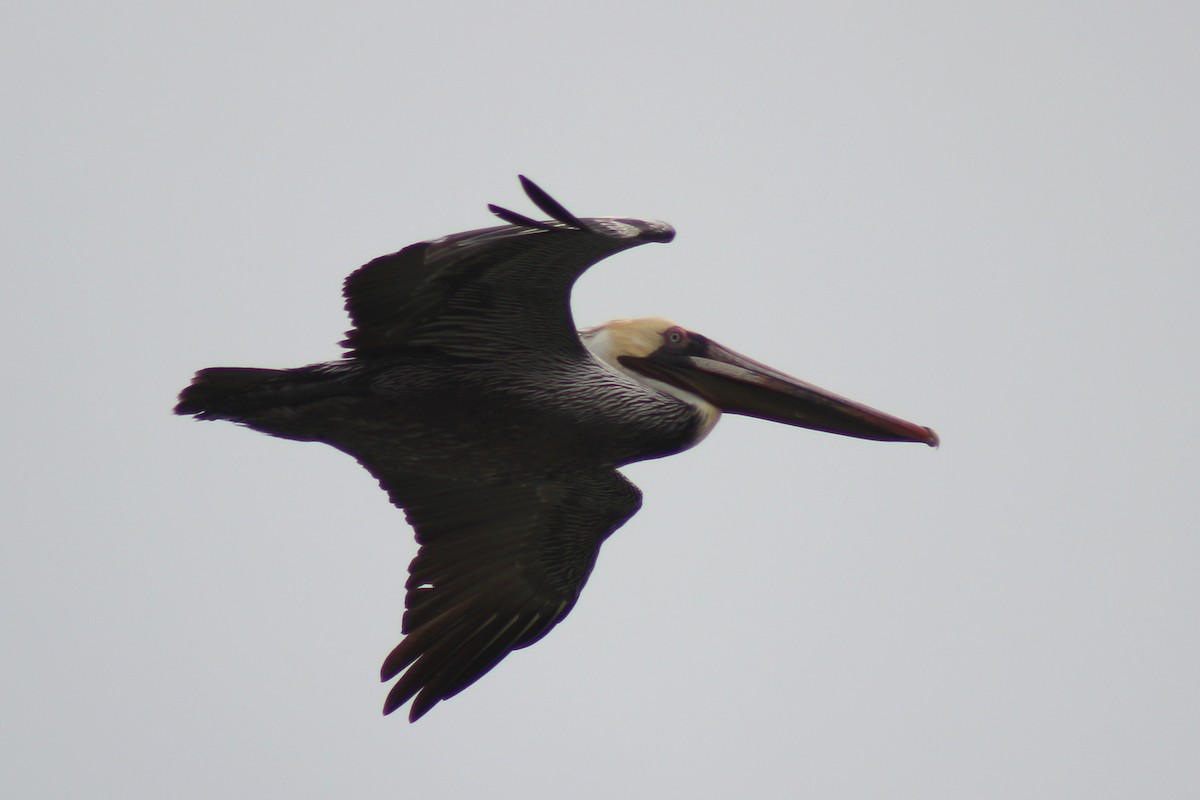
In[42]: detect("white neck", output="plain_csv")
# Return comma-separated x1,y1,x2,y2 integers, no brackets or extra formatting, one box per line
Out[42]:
581,325,722,441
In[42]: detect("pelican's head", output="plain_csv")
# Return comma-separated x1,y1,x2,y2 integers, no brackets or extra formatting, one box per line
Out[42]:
582,318,938,446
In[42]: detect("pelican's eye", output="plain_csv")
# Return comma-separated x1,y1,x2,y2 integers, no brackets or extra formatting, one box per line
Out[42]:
664,327,688,347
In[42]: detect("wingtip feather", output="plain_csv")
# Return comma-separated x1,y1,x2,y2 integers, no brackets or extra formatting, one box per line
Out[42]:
516,175,589,230
488,202,554,231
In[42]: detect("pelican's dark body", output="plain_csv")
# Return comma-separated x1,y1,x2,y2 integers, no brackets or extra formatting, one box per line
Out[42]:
182,352,705,480
177,177,937,721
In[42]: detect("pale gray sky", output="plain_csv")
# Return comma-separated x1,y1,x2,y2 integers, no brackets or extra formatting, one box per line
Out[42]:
4,2,1198,797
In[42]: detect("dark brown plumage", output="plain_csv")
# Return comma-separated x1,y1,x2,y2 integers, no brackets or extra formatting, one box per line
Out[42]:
176,177,937,721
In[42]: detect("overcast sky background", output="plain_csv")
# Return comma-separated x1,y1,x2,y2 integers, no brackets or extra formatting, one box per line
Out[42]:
4,2,1198,798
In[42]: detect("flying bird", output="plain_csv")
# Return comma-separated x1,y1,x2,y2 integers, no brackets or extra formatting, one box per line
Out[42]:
176,176,938,721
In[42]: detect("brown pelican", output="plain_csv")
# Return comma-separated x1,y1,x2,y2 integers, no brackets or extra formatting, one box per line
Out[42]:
176,176,938,722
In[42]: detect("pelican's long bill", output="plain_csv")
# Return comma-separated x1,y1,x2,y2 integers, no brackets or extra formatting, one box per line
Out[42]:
620,337,939,447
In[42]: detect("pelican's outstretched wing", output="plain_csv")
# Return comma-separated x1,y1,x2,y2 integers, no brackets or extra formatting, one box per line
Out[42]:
362,468,642,722
341,176,674,360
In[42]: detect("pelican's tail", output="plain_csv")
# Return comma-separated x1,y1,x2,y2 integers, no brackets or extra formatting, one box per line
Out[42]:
176,367,292,419
174,363,366,434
